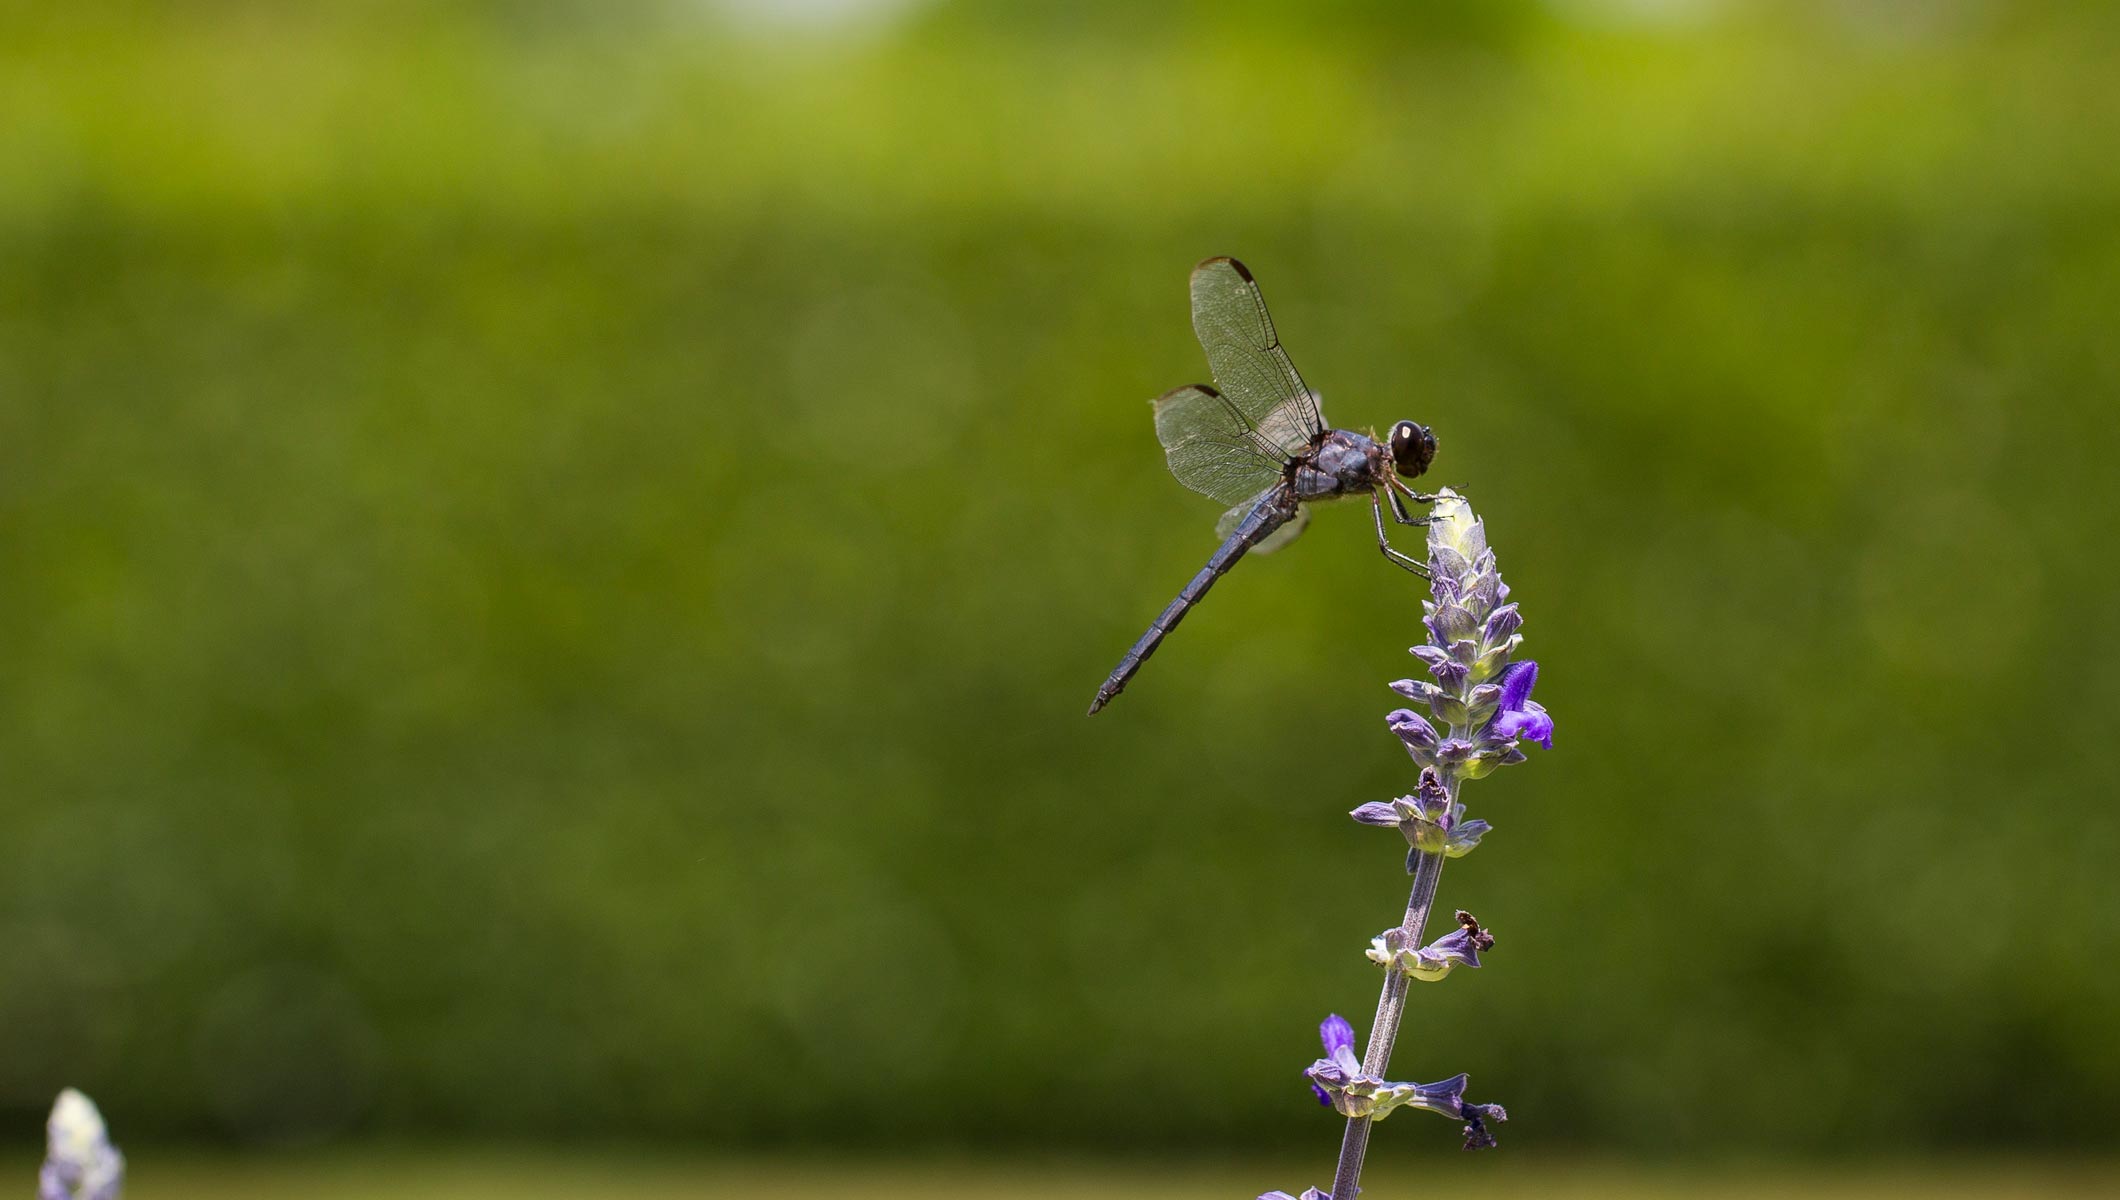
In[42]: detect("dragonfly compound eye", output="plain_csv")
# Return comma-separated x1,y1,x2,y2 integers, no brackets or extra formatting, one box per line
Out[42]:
1391,420,1437,479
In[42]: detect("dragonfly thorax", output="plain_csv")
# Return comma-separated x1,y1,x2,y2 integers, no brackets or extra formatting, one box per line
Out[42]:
1293,429,1389,501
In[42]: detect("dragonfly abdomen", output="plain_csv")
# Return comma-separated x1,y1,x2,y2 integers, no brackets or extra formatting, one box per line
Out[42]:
1087,484,1299,715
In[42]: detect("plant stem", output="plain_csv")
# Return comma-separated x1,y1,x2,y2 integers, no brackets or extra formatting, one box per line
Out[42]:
1328,843,1449,1200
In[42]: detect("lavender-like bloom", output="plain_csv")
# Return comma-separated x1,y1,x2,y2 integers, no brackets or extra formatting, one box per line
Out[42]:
38,1090,124,1200
1301,1013,1474,1123
1386,491,1554,783
1294,489,1540,1200
1487,661,1553,750
1309,1014,1358,1106
1367,910,1496,982
1349,766,1491,867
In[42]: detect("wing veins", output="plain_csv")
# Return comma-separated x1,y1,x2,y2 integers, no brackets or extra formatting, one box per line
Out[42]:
1191,258,1327,449
1203,382,1297,466
1154,383,1287,506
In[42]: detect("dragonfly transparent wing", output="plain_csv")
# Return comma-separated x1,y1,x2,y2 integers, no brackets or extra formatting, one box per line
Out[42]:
1154,384,1289,506
1216,492,1310,554
1190,257,1327,458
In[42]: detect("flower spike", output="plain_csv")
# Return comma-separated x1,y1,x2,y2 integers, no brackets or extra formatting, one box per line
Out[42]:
39,1090,124,1200
1269,489,1544,1196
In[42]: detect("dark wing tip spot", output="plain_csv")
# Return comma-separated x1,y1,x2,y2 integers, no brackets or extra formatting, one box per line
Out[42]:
1153,383,1220,407
1194,256,1252,281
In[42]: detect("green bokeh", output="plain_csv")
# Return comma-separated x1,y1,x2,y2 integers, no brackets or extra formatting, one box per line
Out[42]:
3,0,2116,1158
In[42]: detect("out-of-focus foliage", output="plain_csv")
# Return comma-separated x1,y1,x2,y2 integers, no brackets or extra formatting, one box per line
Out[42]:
2,0,2116,1156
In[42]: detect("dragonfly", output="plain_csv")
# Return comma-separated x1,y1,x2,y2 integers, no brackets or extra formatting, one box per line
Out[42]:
1087,257,1440,716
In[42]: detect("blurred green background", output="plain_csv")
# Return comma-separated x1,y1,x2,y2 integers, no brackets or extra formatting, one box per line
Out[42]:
4,0,2118,1189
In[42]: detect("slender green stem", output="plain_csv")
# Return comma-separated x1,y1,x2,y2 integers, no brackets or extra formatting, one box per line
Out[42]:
1328,750,1462,1200
1328,847,1447,1199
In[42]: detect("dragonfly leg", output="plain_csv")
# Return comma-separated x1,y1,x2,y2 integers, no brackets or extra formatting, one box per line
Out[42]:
1372,492,1431,578
1387,486,1438,527
1391,478,1445,518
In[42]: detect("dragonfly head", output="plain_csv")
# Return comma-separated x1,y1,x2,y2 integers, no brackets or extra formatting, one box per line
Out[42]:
1389,420,1437,480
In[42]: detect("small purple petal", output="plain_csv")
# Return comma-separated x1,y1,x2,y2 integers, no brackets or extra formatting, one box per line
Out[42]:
1491,702,1553,750
1350,801,1402,827
1426,927,1475,961
1419,925,1489,971
1387,708,1438,750
1496,660,1538,712
1388,678,1434,701
1332,1043,1363,1075
1411,769,1450,819
1430,543,1472,577
1467,570,1502,615
1430,602,1479,643
1319,1013,1355,1057
1482,603,1522,641
1304,1038,1362,1110
1519,702,1553,749
1411,1072,1470,1119
1446,817,1492,856
1486,661,1553,749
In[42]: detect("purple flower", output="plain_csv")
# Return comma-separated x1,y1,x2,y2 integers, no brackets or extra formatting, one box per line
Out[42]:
1302,1014,1486,1125
1349,800,1404,827
1366,912,1495,982
1482,603,1522,642
1409,770,1450,822
39,1090,123,1200
1310,1014,1360,1105
1406,1072,1469,1119
1319,1013,1355,1057
1403,492,1549,777
1420,926,1488,971
1485,661,1553,750
1260,490,1531,1199
1436,737,1477,764
1386,706,1438,753
1445,817,1491,857
1351,767,1486,867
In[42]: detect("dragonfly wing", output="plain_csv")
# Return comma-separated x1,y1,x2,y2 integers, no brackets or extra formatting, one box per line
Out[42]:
1154,384,1288,506
1190,257,1327,457
1216,492,1310,554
